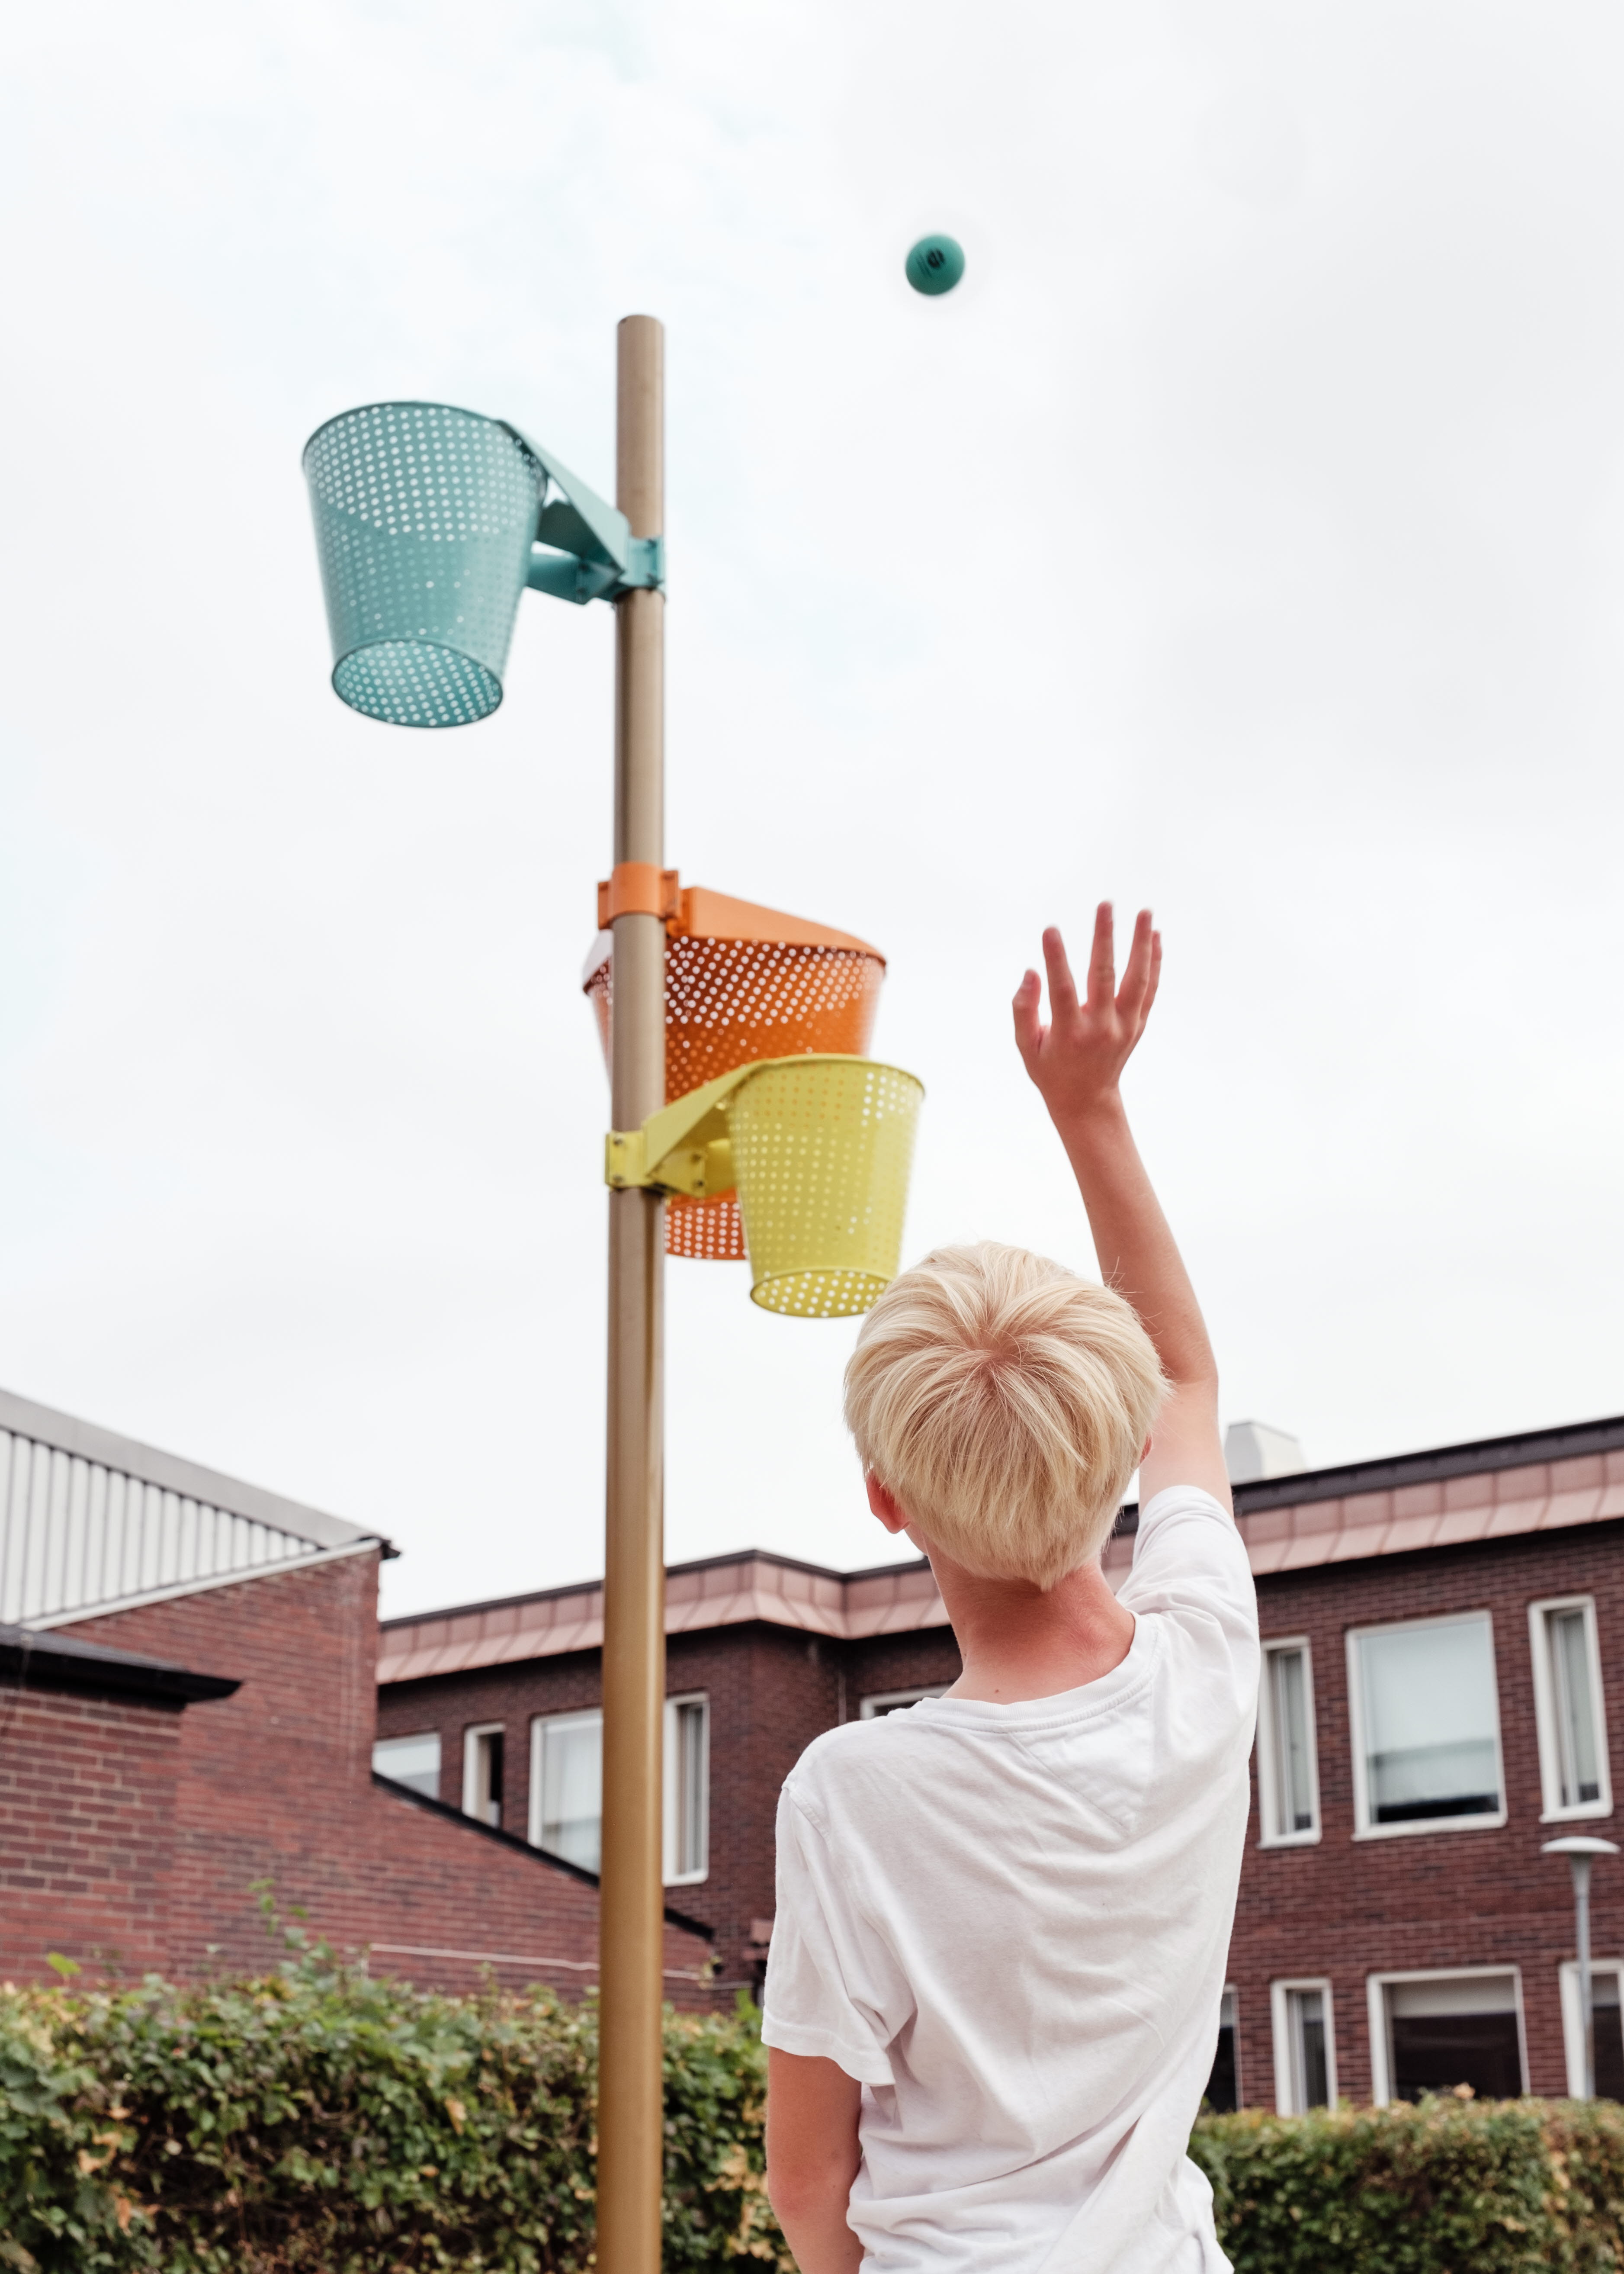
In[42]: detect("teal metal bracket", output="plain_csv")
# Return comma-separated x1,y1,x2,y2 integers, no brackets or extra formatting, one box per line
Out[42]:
526,534,664,606
507,422,667,607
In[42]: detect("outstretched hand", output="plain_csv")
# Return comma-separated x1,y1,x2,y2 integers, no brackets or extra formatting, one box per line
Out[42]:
1012,904,1162,1128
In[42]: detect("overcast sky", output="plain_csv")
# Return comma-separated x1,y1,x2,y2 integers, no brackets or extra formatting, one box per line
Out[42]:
3,0,1624,1616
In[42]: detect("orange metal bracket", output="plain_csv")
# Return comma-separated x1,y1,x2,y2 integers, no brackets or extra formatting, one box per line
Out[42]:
598,863,681,927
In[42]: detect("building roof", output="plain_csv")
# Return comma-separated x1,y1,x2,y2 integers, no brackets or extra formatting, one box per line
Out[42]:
1,1385,391,1631
0,1620,241,1707
377,1411,1624,1687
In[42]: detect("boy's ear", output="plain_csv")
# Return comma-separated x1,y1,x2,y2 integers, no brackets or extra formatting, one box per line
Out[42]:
865,1473,910,1535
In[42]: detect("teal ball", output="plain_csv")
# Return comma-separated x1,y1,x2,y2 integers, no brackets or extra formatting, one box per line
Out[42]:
905,234,965,296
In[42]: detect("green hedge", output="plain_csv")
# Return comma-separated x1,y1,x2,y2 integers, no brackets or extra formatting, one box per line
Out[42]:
1191,2096,1624,2271
0,1930,786,2273
7,1929,1624,2272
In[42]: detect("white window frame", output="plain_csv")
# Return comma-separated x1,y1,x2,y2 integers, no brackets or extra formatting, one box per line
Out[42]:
527,1699,710,1888
1346,1610,1508,1840
1257,1637,1322,1847
663,1692,710,1887
462,1721,505,1826
1270,1978,1337,2113
1530,1595,1613,1823
858,1684,950,1718
528,1707,603,1863
1557,1957,1624,2097
1366,1966,1527,2107
372,1729,442,1798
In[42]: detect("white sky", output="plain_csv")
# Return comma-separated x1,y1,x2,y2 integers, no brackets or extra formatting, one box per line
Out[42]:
3,1,1624,1617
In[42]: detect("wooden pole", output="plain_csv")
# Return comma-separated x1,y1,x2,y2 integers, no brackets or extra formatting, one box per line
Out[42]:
597,313,667,2274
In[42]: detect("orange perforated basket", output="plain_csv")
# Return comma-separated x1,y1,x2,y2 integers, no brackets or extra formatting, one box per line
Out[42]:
584,886,886,1258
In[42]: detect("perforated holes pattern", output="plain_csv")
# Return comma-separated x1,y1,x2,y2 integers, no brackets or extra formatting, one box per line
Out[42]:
584,935,885,1259
729,1059,923,1317
304,403,543,727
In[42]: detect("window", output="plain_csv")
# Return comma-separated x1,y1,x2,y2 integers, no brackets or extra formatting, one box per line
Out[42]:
1557,1960,1624,2099
1531,1597,1612,1821
664,1695,709,1884
1348,1613,1506,1837
1204,1987,1240,2112
529,1695,712,1886
530,1710,604,1872
462,1723,505,1828
1257,1640,1321,1845
1271,1980,1335,2113
1368,1971,1525,2104
858,1685,950,1719
372,1730,441,1800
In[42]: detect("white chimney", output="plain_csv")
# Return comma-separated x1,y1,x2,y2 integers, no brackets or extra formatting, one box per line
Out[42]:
1224,1420,1306,1484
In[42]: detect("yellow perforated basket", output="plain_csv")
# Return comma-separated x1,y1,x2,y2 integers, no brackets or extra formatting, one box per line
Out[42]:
729,1058,924,1317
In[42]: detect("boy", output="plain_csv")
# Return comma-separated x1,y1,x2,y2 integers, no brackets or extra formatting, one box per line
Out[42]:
761,906,1259,2274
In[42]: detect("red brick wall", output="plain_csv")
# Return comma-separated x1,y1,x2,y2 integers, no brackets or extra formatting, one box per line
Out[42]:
0,1683,179,1981
1233,1522,1624,2103
379,1622,964,1991
39,1552,710,2002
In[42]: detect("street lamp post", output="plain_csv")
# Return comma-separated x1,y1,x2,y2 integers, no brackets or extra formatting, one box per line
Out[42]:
1543,1834,1619,2097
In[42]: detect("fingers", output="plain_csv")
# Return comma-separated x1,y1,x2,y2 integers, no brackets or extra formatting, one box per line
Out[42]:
1141,930,1163,1024
1116,909,1155,1020
1011,968,1044,1069
1085,902,1116,1011
1041,926,1081,1022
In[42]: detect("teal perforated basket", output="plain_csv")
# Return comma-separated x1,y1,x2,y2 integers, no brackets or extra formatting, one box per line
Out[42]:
303,402,544,728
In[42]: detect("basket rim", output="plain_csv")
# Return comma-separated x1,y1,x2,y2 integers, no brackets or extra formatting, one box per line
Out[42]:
302,399,542,479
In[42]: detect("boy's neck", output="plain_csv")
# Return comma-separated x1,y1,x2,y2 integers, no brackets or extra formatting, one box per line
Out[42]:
927,1547,1135,1705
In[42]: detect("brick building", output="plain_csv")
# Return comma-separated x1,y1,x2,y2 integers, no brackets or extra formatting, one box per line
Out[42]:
377,1414,1624,2104
0,1386,712,1997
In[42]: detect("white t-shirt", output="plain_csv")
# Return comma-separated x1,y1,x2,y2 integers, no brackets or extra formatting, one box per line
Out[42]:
761,1486,1258,2274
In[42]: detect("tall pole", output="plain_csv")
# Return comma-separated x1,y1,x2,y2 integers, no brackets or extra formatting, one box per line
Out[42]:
598,313,667,2274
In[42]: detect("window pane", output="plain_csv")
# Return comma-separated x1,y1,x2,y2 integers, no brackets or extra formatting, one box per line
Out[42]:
1550,1609,1602,1807
1271,1650,1315,1833
1288,1988,1328,2110
1205,1990,1238,2113
673,1701,706,1877
373,1732,441,1799
477,1730,504,1828
1593,1971,1624,2102
1388,1975,1520,2100
541,1718,602,1872
1358,1621,1500,1823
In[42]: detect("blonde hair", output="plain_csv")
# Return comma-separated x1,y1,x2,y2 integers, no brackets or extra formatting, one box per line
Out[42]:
843,1242,1167,1589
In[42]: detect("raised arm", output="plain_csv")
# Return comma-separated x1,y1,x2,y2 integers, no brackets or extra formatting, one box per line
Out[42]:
1012,905,1231,1512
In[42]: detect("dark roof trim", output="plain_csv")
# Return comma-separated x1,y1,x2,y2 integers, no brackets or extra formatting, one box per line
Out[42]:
1231,1411,1624,1515
0,1623,240,1707
369,1773,714,1943
1108,1411,1624,1538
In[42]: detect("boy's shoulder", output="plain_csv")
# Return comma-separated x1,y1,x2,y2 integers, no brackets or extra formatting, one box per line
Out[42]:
784,1705,936,1817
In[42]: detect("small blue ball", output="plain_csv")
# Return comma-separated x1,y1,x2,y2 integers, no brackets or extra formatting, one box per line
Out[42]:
905,234,965,296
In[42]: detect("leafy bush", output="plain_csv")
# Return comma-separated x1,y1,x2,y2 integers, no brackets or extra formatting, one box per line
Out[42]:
0,1927,785,2273
8,1927,1624,2274
1191,2094,1624,2272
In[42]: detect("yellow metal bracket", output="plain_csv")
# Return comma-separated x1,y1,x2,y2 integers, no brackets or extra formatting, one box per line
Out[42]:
604,1054,899,1198
604,1063,757,1197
